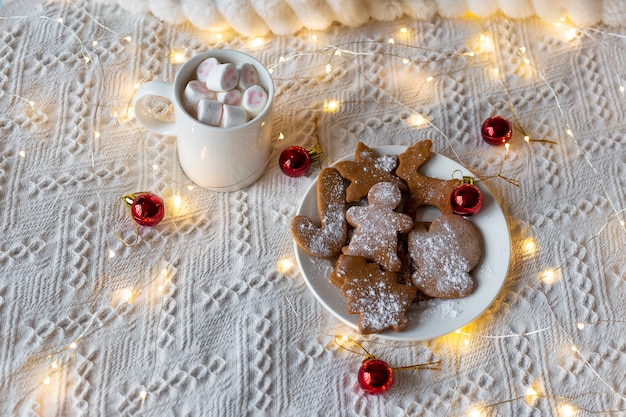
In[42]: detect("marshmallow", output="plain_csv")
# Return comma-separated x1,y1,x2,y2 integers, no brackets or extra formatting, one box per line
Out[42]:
196,57,220,82
183,80,215,110
217,89,243,106
221,104,248,128
196,99,223,127
237,63,259,90
242,85,268,116
204,63,239,92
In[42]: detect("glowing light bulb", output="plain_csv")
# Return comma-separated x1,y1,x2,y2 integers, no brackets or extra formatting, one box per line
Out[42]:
152,164,158,171
139,390,148,401
388,38,395,44
123,36,132,43
94,131,100,139
120,289,134,303
187,185,195,191
478,34,494,53
172,195,182,209
577,322,585,330
468,408,483,417
277,258,294,274
566,128,574,137
426,76,434,82
169,49,188,64
108,249,115,259
51,360,59,369
278,132,285,140
324,99,339,112
524,135,530,143
216,33,223,40
402,57,410,65
68,342,78,350
311,34,318,42
522,238,537,255
19,150,26,158
57,17,64,24
325,63,332,74
541,269,557,284
525,384,539,405
559,404,575,417
407,114,427,127
43,376,51,385
251,37,265,48
334,50,342,56
400,27,407,33
520,46,527,53
571,345,578,353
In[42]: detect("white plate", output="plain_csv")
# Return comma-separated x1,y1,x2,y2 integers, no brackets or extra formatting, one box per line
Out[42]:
294,145,511,341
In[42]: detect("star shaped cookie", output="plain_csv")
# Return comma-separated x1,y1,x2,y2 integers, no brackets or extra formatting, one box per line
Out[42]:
334,142,406,203
339,255,417,334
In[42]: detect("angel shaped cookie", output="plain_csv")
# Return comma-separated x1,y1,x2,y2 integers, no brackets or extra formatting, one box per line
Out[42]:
343,182,413,272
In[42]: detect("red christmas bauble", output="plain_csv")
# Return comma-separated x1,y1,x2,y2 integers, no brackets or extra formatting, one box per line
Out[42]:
451,184,483,216
279,146,312,177
481,116,512,146
130,193,165,226
358,359,393,394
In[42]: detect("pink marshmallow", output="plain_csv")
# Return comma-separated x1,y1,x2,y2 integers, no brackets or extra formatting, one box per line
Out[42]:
221,104,248,128
204,63,239,92
196,99,223,127
196,57,220,83
217,89,243,106
242,85,268,116
183,80,215,110
237,63,259,90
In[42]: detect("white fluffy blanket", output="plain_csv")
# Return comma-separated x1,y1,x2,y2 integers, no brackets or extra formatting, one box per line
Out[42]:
97,0,625,36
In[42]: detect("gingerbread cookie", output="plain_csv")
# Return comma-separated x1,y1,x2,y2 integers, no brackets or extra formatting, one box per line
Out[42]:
343,182,413,272
334,142,406,203
339,255,417,334
407,213,482,298
329,254,361,288
290,167,348,257
396,140,459,215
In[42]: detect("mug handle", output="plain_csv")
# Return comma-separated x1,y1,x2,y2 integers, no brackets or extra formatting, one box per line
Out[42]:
133,81,177,136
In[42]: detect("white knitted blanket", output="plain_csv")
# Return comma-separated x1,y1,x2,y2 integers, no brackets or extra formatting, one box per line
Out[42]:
93,0,626,36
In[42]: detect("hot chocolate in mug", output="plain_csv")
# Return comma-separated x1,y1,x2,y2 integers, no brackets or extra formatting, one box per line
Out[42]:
133,50,274,191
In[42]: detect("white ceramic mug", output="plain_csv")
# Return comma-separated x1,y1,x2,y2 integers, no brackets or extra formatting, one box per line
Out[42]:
133,50,274,191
